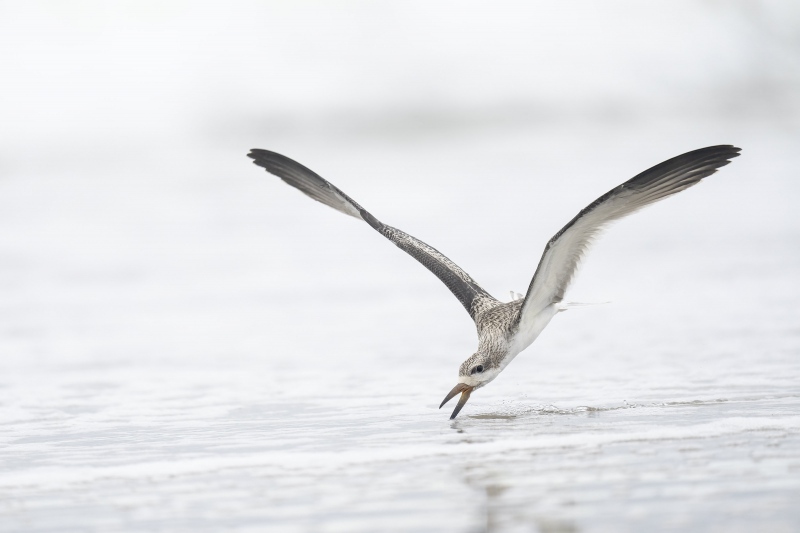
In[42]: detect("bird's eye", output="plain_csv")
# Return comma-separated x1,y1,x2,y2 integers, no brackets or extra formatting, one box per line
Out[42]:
471,364,484,375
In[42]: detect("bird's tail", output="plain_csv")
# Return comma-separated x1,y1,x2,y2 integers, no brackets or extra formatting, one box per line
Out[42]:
556,301,611,312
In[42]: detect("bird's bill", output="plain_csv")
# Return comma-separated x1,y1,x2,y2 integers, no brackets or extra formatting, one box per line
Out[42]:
439,383,474,420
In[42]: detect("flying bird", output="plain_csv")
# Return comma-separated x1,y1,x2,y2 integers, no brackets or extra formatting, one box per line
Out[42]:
247,145,741,419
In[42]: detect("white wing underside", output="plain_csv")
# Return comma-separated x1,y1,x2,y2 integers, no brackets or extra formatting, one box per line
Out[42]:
521,192,639,321
517,145,741,335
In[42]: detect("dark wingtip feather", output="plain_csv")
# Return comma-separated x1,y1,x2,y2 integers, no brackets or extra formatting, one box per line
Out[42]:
673,145,742,166
623,144,742,192
247,148,279,171
247,148,267,160
246,148,366,219
247,149,308,174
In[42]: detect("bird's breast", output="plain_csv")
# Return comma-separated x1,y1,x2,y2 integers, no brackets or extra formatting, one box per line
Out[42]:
505,304,559,362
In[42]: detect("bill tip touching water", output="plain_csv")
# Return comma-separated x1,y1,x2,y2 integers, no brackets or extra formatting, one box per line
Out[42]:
247,145,741,420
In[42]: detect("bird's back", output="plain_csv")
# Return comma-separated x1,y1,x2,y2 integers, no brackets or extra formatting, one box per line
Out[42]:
475,299,524,336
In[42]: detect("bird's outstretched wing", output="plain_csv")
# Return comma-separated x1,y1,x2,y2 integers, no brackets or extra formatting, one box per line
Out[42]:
248,149,498,319
518,145,741,331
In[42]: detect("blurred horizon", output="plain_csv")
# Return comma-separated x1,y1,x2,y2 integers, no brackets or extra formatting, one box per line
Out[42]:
2,1,800,153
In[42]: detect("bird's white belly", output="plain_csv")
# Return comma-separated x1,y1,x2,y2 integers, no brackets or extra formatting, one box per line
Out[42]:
502,304,558,370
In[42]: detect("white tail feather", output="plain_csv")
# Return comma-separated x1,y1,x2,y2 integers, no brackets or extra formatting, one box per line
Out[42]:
556,301,611,312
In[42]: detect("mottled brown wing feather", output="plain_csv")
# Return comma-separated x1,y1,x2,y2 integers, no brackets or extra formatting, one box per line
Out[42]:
248,149,498,319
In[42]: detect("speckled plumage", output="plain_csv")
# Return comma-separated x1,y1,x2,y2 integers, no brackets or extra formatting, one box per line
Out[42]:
247,145,742,419
461,299,524,374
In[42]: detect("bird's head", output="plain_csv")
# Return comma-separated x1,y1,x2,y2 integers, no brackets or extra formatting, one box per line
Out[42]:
439,352,501,419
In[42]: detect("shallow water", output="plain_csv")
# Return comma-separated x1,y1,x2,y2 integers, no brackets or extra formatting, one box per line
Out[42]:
1,118,800,532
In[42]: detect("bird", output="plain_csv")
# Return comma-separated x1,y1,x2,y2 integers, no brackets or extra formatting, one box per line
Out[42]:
247,145,741,419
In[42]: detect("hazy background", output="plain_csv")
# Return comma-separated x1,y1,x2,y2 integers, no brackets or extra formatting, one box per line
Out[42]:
1,2,799,532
